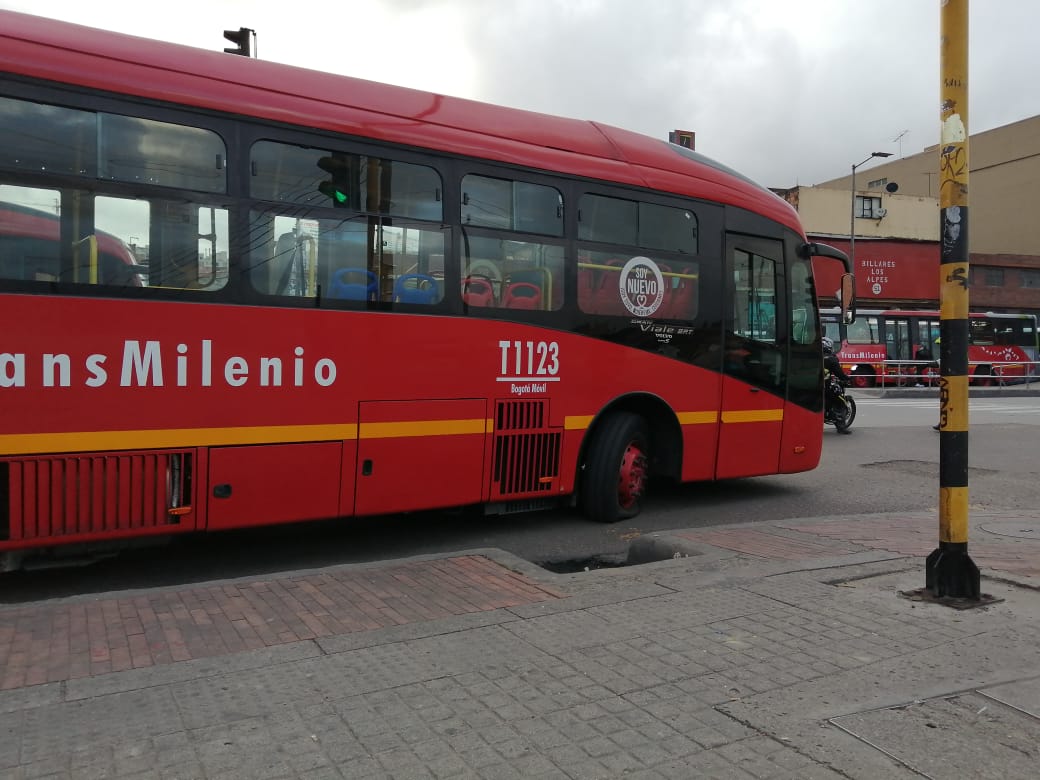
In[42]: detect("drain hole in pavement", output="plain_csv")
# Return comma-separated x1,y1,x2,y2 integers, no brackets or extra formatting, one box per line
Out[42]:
538,554,627,573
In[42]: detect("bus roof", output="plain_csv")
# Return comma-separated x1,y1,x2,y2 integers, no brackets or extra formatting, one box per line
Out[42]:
0,10,803,235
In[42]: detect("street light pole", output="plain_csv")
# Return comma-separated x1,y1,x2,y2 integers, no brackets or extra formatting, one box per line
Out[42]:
849,152,893,271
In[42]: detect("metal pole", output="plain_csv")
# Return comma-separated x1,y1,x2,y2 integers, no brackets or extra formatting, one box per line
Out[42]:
849,153,891,275
926,0,979,599
850,164,857,270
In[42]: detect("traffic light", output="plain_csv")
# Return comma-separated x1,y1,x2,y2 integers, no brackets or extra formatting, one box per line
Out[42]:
317,154,352,207
223,27,253,57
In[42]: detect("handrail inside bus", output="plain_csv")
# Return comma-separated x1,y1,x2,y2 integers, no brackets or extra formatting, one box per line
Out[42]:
577,261,699,280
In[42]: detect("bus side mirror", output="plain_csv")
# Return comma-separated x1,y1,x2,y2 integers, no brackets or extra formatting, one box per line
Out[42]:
840,273,856,324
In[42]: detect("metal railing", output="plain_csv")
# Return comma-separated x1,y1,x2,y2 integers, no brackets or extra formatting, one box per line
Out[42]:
850,359,1040,389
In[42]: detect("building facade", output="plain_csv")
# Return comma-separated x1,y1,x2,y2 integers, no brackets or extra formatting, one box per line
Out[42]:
777,114,1040,315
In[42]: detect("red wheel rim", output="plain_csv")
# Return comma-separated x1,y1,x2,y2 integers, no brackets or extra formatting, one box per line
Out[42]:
617,441,648,509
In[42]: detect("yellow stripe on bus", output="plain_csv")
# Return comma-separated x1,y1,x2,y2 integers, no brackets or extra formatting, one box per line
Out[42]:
358,418,488,439
676,411,718,425
0,424,357,455
3,410,777,455
564,415,596,430
0,418,492,455
721,409,784,423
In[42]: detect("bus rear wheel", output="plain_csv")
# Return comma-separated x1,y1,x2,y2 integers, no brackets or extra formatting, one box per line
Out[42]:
851,365,875,389
581,412,649,523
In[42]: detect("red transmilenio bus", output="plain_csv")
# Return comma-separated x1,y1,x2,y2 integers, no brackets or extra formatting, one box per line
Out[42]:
0,11,851,569
821,308,1039,387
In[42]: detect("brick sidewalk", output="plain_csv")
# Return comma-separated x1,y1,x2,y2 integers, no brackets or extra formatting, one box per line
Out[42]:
3,514,1040,779
677,511,1040,581
0,555,564,691
781,512,1040,580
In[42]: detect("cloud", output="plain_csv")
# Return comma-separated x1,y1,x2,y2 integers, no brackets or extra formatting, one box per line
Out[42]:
2,0,1037,188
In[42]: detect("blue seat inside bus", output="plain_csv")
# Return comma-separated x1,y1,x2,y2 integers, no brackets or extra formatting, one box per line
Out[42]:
393,273,439,304
329,268,378,301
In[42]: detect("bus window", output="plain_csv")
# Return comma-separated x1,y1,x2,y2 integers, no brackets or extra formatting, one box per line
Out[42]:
459,174,566,312
884,317,915,361
98,114,226,193
1,185,157,288
969,318,996,345
462,234,564,311
725,241,783,394
638,202,698,254
248,141,445,302
0,96,98,177
0,185,64,281
789,252,823,405
249,213,367,298
578,194,698,254
731,250,777,343
845,316,878,344
380,223,447,305
579,193,637,245
461,175,562,236
821,320,842,343
249,211,446,303
576,249,698,321
0,96,226,194
251,140,443,221
93,196,228,291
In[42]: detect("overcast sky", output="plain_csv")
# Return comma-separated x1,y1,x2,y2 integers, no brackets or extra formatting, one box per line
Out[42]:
3,0,1037,189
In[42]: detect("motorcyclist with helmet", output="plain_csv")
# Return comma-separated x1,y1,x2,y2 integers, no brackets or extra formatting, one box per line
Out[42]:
822,337,851,419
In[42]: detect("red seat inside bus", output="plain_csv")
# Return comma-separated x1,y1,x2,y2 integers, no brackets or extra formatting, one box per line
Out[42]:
462,275,496,307
502,281,542,309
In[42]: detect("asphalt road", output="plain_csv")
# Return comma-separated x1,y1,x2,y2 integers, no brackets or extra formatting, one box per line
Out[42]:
4,392,1039,602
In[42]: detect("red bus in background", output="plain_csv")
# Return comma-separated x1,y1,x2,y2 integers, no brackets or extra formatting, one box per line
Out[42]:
0,200,145,286
0,10,850,569
821,308,1039,387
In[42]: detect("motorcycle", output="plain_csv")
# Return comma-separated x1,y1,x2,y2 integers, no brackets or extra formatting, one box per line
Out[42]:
824,371,856,433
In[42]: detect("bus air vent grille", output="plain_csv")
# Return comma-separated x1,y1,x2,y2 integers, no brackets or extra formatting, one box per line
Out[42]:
0,452,192,543
496,400,546,430
492,400,559,497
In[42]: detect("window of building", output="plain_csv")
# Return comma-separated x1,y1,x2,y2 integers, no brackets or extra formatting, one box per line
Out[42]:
867,177,887,189
855,195,883,219
1020,269,1040,288
983,268,1005,286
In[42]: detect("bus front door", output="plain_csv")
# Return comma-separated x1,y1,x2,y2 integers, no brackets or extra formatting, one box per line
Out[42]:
717,236,786,479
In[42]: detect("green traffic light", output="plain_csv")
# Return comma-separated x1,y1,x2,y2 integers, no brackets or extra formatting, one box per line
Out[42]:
318,181,348,205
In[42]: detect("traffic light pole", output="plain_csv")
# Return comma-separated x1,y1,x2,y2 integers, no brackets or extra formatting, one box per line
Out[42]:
926,0,980,599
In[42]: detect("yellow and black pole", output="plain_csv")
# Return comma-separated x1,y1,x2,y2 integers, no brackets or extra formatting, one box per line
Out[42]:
926,0,980,599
